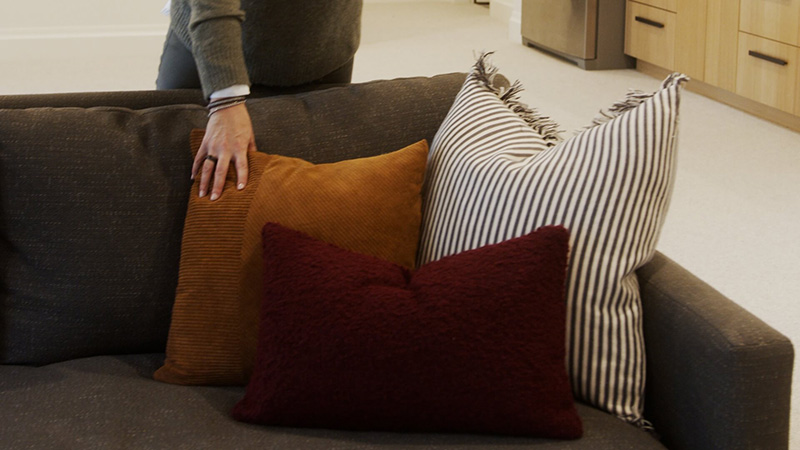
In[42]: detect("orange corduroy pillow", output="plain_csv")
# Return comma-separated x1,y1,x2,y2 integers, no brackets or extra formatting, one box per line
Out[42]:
154,130,428,385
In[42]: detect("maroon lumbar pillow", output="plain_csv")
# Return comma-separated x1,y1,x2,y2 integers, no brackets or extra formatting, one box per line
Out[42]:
232,222,582,439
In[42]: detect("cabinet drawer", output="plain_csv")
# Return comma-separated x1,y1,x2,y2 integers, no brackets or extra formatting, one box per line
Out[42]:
631,0,676,13
625,1,676,69
736,33,798,113
740,0,800,47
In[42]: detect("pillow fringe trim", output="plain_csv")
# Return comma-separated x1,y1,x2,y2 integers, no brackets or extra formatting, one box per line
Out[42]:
473,52,563,146
589,73,690,128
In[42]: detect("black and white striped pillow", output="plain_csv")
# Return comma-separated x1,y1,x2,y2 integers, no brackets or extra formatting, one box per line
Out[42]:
418,55,687,424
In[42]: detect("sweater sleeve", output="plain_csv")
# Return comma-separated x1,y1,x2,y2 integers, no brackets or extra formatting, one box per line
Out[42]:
187,0,250,99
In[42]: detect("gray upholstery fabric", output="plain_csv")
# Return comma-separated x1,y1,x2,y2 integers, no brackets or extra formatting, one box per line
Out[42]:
0,105,205,364
0,354,665,449
0,90,206,110
0,73,467,365
0,84,353,110
639,252,794,450
244,73,469,165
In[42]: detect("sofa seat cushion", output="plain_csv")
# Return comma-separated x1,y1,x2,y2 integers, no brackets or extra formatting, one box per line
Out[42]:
0,355,666,449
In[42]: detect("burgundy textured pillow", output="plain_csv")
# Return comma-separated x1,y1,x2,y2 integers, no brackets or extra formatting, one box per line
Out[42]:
232,223,583,439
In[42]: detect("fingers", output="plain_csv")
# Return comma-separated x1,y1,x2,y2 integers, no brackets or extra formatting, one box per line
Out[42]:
197,155,216,199
208,157,231,201
197,149,251,200
193,103,255,201
233,136,256,191
197,152,246,200
234,153,248,191
191,153,202,181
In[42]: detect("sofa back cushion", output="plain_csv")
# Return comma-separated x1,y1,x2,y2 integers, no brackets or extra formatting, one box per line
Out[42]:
0,73,466,365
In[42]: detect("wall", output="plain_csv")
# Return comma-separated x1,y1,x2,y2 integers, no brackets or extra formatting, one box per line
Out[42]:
0,0,169,93
490,0,522,43
0,0,169,55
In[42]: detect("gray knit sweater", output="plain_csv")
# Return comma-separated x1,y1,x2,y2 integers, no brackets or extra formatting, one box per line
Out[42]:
170,0,362,99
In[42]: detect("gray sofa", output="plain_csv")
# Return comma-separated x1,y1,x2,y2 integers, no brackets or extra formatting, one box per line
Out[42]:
0,73,793,449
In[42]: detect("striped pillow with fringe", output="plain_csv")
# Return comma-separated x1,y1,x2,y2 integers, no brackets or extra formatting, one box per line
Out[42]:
418,53,687,425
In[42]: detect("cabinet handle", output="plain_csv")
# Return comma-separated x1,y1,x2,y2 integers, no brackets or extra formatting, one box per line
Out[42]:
748,50,788,66
635,16,665,28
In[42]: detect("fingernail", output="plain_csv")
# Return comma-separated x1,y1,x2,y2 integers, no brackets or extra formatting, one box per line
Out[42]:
199,190,205,197
238,183,245,190
210,193,219,201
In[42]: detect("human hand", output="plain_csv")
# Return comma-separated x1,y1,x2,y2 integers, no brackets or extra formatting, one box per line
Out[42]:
192,103,257,201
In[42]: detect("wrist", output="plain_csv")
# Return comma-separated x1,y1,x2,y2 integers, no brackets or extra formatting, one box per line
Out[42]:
207,96,247,118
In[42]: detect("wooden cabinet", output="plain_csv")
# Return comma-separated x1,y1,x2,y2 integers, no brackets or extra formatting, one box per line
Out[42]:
634,0,677,12
624,0,706,80
625,0,800,129
704,0,739,92
674,0,707,81
740,0,800,47
797,65,800,116
625,2,676,70
737,0,800,115
736,33,798,113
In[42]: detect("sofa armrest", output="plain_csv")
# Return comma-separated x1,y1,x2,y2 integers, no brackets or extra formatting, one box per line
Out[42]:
638,252,793,450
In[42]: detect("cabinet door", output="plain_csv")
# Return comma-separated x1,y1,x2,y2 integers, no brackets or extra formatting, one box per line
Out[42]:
740,0,800,47
796,48,800,116
736,32,798,113
625,1,676,69
704,0,740,91
674,0,707,80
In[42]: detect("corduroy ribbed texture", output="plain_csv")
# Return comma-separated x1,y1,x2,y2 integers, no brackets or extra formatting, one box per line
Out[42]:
155,131,263,384
154,131,429,385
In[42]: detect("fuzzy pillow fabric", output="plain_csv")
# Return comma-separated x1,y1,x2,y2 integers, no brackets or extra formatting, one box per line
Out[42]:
233,222,582,439
418,54,687,424
154,131,428,385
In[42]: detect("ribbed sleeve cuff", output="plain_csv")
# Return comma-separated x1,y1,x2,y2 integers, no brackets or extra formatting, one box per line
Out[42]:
190,17,251,100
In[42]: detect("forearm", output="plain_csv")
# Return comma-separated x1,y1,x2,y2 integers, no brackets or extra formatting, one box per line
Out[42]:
186,0,250,99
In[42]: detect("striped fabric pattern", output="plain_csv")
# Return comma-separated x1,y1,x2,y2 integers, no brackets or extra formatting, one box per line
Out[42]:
418,58,687,424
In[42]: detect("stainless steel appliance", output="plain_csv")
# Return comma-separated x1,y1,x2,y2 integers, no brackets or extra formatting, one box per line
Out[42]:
521,0,633,70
